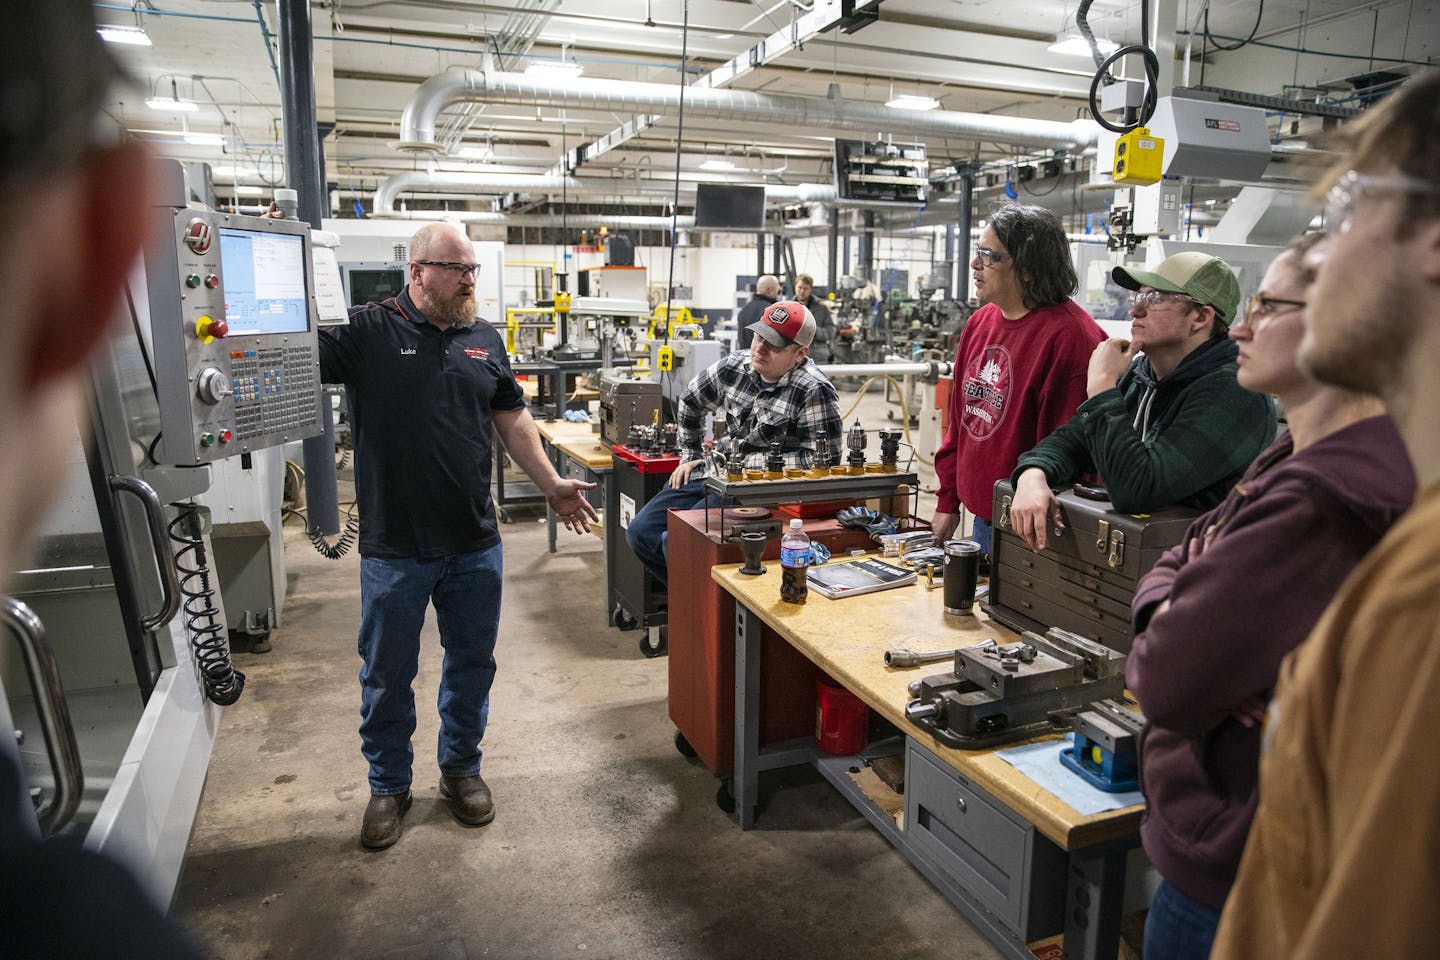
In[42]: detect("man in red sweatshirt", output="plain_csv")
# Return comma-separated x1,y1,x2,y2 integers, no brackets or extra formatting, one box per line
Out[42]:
931,203,1105,555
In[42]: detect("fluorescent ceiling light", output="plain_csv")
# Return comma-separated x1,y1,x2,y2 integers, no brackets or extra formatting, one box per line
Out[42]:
211,164,258,178
525,59,584,79
886,95,940,111
457,146,494,161
184,131,225,146
233,185,263,196
145,96,199,112
97,24,152,45
699,159,735,171
1048,35,1119,56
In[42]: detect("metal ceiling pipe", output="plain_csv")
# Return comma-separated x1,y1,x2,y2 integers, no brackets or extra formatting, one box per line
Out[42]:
372,171,843,218
375,210,697,228
398,67,1100,154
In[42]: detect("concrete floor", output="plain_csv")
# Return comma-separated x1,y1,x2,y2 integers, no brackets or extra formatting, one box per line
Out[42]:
173,386,1006,960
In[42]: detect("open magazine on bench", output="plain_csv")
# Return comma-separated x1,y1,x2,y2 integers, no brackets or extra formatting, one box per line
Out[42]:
806,557,916,599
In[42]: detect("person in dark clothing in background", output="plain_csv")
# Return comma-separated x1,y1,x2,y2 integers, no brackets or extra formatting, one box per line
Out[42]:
1009,252,1275,551
794,272,835,364
734,274,780,350
0,2,205,957
1124,233,1414,960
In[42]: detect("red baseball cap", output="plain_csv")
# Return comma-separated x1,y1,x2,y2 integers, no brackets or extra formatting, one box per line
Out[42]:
747,300,816,348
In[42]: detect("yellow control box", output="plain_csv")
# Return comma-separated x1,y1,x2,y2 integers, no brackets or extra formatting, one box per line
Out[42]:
657,345,674,372
1114,128,1164,186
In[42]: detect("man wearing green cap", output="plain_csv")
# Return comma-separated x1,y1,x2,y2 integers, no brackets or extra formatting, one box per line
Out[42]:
1007,251,1276,550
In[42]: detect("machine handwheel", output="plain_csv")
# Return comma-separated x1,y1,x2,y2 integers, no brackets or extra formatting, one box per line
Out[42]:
613,605,638,631
639,628,667,658
674,730,697,759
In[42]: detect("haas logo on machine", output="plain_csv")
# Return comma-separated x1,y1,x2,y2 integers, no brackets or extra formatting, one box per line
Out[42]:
183,218,214,255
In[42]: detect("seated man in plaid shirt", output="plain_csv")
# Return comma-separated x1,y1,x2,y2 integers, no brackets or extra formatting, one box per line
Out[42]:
625,300,843,587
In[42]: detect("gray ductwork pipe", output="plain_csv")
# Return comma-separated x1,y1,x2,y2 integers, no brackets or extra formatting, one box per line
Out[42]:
372,172,842,219
398,68,1100,154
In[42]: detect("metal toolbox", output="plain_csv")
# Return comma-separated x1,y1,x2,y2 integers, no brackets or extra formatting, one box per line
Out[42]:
986,479,1198,653
598,374,660,449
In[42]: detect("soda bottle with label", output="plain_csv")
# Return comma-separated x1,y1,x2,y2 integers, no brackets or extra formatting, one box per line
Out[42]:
780,518,810,605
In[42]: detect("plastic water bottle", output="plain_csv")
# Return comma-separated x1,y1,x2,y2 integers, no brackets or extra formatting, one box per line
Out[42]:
780,519,810,605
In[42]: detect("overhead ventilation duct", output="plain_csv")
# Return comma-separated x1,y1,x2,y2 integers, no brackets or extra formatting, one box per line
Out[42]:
371,172,846,219
397,67,1100,156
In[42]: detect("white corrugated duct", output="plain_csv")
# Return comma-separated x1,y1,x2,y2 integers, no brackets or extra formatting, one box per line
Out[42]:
397,67,1100,154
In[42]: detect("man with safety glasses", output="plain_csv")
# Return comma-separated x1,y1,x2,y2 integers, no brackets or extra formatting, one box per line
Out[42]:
319,222,598,850
1212,68,1440,959
1008,251,1275,551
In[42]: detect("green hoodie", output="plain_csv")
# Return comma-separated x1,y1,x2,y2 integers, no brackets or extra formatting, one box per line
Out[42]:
1011,337,1276,514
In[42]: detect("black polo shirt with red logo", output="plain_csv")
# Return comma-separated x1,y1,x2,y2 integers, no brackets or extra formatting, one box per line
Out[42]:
319,288,525,559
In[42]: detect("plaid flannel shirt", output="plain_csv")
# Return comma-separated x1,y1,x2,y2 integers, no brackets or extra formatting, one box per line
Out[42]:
677,352,843,475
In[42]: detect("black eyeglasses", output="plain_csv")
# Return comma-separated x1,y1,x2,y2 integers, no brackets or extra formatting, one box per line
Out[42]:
973,247,1009,267
417,260,482,279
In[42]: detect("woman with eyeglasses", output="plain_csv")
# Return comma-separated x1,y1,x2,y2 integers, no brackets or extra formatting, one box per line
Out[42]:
1122,231,1415,960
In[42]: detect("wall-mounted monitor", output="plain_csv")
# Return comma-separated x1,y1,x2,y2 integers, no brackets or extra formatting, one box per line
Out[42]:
693,184,766,231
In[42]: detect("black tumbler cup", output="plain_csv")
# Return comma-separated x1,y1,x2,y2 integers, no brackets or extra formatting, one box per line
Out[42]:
943,539,982,614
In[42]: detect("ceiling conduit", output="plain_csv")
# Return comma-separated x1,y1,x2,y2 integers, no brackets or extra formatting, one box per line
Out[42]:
397,67,1101,155
372,171,845,219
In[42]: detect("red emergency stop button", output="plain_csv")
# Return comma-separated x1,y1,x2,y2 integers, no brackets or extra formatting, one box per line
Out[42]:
195,315,229,342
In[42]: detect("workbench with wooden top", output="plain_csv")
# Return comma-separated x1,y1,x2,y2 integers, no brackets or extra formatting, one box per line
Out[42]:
533,418,608,548
713,559,1144,960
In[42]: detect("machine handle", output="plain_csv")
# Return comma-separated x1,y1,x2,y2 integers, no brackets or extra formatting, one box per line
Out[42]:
1,597,84,835
109,475,181,631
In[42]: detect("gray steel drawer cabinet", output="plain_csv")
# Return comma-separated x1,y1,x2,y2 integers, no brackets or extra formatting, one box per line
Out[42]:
904,738,1067,942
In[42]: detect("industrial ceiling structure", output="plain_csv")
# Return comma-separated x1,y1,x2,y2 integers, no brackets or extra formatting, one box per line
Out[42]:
97,0,1436,231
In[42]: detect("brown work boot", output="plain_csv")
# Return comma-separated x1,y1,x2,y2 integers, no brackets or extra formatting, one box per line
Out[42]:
360,790,412,849
439,773,495,826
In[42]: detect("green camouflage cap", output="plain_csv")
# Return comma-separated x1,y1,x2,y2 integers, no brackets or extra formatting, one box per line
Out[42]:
1112,252,1242,324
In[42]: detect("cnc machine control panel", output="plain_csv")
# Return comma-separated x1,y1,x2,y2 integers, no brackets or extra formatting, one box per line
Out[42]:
148,209,324,465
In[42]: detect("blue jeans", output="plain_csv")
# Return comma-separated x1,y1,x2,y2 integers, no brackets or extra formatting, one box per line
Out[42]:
971,515,993,556
624,476,722,587
357,543,503,796
1144,879,1220,960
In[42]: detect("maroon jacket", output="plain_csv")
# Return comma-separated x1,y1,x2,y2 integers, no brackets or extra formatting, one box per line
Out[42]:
1126,415,1414,911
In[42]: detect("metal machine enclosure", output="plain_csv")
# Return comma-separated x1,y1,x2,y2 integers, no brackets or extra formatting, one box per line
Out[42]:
1148,95,1272,182
599,374,662,449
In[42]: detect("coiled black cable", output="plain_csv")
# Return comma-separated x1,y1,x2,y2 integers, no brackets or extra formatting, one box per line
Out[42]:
168,502,246,706
1080,0,1160,134
308,513,360,560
